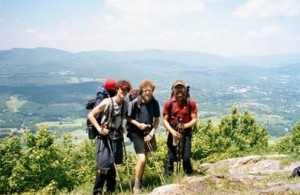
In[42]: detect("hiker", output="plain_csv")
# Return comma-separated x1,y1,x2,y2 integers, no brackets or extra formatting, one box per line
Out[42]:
86,78,117,139
162,80,198,175
87,79,132,195
98,77,117,97
126,79,160,194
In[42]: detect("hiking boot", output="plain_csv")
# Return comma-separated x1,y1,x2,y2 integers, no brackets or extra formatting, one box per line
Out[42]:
92,189,102,195
133,186,141,194
185,169,201,176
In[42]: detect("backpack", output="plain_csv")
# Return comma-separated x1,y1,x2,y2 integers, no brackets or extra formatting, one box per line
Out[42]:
86,85,110,139
128,89,143,110
292,166,300,177
129,89,140,101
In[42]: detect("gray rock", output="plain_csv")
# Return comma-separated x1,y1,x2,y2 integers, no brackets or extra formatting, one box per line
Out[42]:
149,155,300,194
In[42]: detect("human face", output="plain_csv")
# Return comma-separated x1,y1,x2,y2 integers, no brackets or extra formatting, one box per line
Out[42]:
117,84,130,100
173,85,185,100
141,86,153,103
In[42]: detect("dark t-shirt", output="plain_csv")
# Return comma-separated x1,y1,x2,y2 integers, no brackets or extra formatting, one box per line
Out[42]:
127,97,160,133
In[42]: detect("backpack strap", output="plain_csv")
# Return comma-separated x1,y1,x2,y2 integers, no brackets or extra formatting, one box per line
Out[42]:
168,99,175,119
120,101,126,120
134,95,142,111
100,97,114,127
168,97,191,120
187,97,191,116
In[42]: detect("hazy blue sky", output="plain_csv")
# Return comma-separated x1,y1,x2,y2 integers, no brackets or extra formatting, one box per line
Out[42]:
1,0,300,56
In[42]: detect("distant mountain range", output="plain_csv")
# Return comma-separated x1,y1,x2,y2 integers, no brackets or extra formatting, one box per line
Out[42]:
0,47,300,137
1,47,300,86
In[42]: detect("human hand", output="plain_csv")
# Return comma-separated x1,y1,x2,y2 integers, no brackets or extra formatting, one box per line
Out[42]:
139,123,151,131
171,129,182,139
144,134,153,142
100,127,109,135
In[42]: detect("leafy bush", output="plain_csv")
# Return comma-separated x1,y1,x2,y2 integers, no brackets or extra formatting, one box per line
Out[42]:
291,121,300,148
192,107,268,163
273,121,300,153
273,135,294,153
0,134,22,194
0,126,97,194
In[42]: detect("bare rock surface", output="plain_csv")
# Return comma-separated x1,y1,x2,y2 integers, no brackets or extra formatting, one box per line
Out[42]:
149,155,300,195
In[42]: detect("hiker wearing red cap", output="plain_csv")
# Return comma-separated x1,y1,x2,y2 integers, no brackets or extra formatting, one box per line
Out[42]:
104,78,116,90
163,80,198,176
103,78,117,97
88,79,132,195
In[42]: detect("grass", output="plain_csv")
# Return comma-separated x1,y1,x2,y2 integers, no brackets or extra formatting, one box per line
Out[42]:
36,118,85,128
55,152,300,195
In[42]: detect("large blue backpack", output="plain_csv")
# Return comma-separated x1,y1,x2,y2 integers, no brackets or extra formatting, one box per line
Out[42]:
86,85,110,139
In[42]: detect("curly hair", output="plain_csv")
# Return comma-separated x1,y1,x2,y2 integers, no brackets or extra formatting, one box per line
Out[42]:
139,79,155,92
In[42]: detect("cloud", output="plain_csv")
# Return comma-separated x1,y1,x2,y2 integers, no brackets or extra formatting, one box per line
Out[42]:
106,0,205,18
233,0,300,19
242,25,282,39
25,28,71,41
88,0,206,43
261,25,282,37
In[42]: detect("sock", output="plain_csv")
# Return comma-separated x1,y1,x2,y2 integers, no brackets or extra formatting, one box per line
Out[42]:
134,180,141,188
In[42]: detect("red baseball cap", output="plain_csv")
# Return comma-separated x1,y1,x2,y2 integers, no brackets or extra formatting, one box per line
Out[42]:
104,78,116,90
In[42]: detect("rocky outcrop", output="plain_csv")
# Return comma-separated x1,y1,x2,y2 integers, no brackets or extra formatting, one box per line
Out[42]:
149,155,300,195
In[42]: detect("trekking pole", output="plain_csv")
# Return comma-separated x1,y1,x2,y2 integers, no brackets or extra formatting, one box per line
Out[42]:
176,117,183,175
146,141,165,184
122,134,132,193
177,139,181,174
173,131,180,174
107,137,123,193
175,137,181,174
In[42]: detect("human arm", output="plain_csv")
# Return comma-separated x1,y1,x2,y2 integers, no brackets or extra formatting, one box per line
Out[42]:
178,113,198,130
126,116,151,131
163,114,182,139
144,116,159,142
87,98,110,135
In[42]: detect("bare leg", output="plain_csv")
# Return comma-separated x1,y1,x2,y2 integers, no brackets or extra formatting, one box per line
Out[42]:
134,153,148,193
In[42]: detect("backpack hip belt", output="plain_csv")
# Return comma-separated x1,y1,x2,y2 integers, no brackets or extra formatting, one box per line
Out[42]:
108,127,122,140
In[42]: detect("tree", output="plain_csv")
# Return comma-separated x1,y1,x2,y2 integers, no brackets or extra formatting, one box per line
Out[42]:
192,119,227,162
274,120,300,153
0,134,22,194
219,107,268,154
273,135,294,153
291,121,300,148
5,126,83,194
192,107,268,163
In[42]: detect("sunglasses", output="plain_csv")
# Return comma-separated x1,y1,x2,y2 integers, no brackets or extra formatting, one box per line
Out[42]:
120,84,130,92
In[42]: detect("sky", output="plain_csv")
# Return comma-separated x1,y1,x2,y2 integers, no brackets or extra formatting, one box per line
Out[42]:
0,0,300,57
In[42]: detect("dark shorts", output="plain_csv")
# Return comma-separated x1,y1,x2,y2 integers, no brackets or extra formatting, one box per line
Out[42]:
128,132,157,154
96,137,123,170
